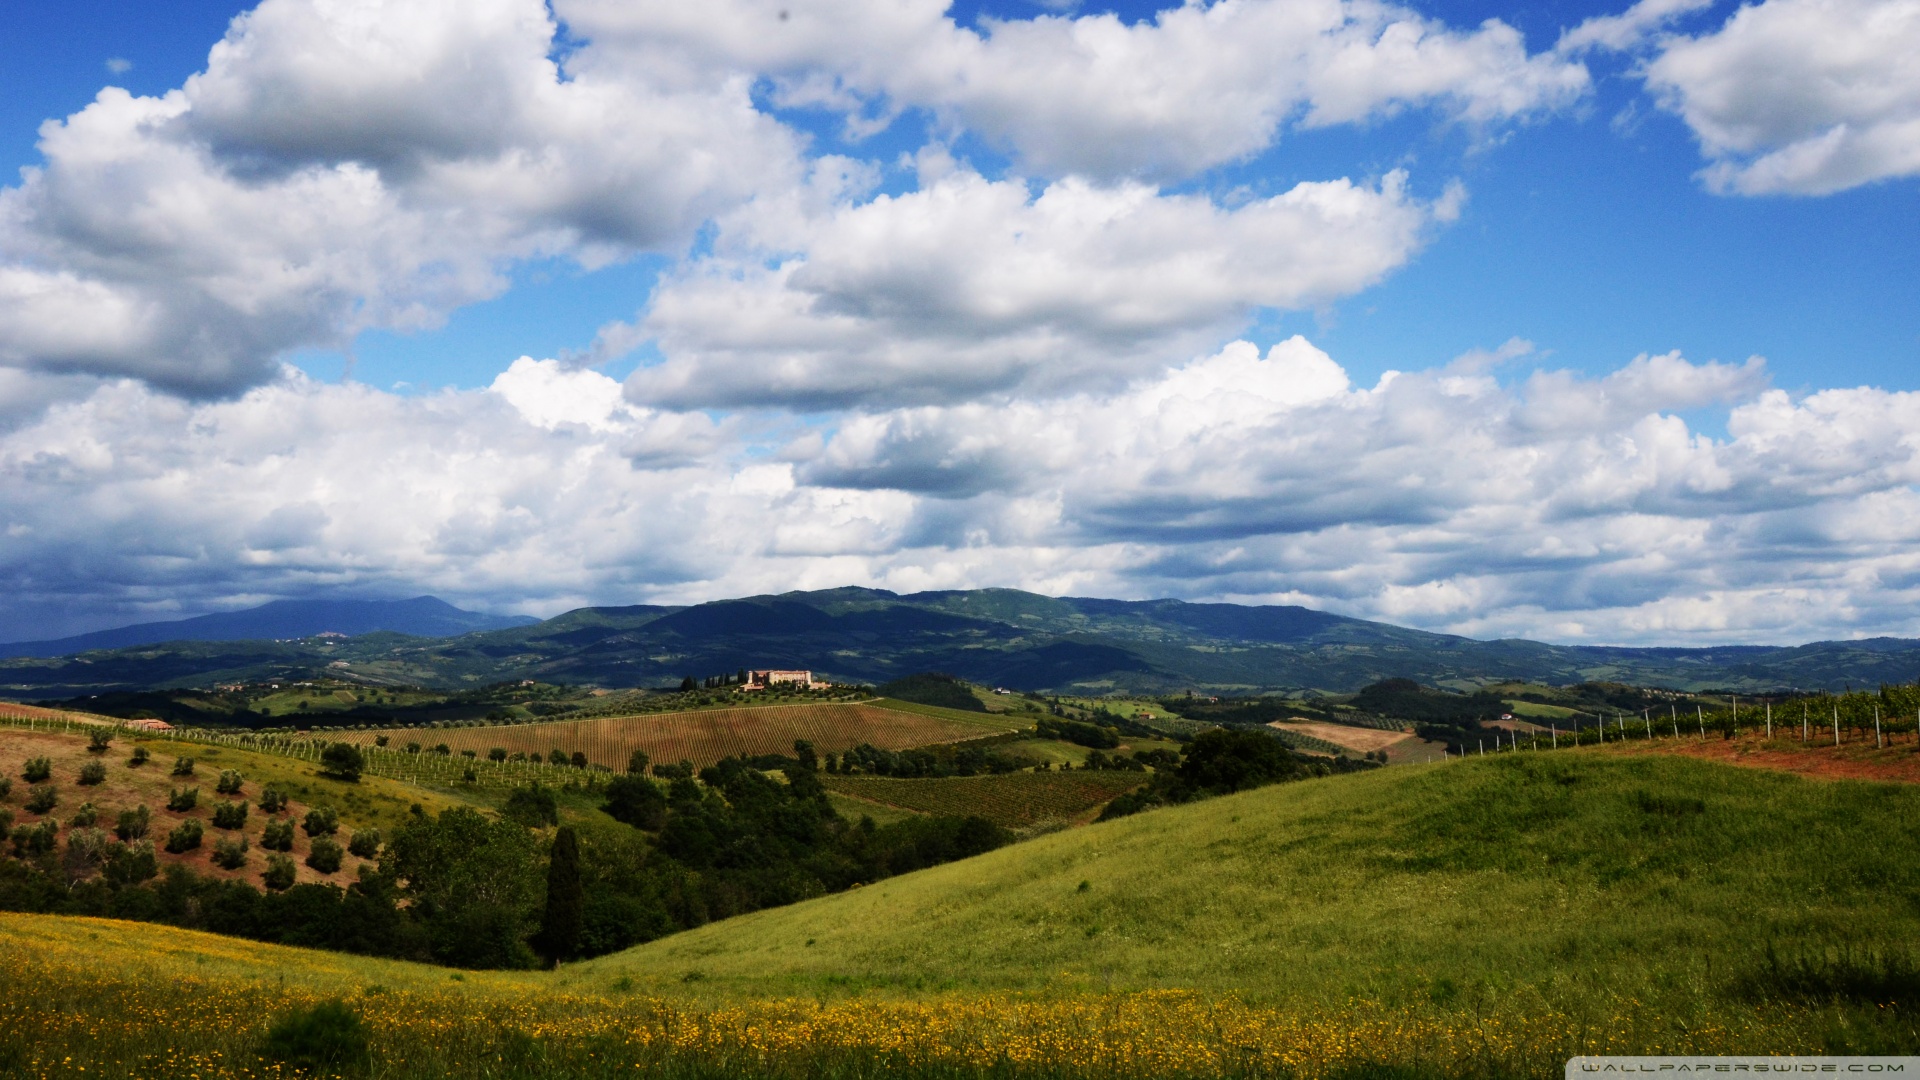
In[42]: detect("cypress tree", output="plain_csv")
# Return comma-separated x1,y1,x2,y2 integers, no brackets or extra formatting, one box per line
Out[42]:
537,826,584,967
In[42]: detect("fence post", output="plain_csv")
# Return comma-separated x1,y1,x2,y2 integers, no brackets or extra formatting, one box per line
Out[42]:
1833,705,1841,747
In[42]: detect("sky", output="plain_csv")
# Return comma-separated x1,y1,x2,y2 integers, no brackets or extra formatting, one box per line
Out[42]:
0,0,1916,646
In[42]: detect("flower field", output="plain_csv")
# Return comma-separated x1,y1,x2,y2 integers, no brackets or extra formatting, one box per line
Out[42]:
340,702,1005,772
822,770,1151,829
0,913,1799,1080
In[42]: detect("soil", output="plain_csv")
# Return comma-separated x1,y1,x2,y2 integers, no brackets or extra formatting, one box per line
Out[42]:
1605,732,1920,785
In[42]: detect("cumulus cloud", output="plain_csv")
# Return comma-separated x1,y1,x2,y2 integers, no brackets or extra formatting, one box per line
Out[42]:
5,347,1920,646
565,0,1589,181
627,166,1449,409
0,0,799,395
1641,0,1920,195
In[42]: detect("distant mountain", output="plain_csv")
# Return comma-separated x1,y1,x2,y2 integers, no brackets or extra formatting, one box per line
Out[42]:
0,596,537,659
4,587,1918,697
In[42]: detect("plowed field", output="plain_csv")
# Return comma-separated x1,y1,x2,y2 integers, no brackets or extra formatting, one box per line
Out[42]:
344,702,1000,772
821,770,1149,830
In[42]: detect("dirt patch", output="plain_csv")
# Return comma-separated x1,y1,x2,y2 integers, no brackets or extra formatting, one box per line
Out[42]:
1606,734,1920,785
1269,721,1412,754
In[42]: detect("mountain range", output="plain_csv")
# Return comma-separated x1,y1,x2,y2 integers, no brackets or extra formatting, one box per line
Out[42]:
4,587,1919,699
0,596,535,659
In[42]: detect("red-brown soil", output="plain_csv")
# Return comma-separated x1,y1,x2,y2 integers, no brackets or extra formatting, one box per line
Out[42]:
1605,733,1920,784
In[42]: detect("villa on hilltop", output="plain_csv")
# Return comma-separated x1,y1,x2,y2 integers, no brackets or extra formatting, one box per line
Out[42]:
740,669,828,691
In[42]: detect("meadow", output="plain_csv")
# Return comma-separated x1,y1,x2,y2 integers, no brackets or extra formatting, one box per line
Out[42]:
821,770,1151,831
1,748,1915,1078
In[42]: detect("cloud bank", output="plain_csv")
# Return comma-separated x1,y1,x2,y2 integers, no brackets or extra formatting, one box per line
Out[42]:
5,347,1918,645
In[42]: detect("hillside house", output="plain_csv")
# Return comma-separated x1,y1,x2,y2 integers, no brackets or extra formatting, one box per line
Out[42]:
740,669,827,691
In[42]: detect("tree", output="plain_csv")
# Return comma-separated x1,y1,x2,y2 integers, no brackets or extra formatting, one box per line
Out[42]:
792,740,818,772
679,676,697,692
601,775,667,830
626,749,650,775
1176,728,1301,794
383,807,543,968
536,826,584,966
320,742,364,782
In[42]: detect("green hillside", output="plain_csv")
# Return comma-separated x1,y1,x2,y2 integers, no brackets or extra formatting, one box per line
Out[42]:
578,752,1920,1027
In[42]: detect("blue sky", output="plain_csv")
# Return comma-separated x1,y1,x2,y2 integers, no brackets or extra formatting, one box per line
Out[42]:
0,0,1917,645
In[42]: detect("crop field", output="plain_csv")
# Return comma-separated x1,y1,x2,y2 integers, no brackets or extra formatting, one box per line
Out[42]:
1268,720,1409,754
343,702,1004,771
821,770,1149,830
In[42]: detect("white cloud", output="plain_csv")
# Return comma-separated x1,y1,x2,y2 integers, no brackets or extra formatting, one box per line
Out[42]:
562,0,1589,181
1556,0,1715,54
0,0,799,395
627,167,1445,409
6,346,1920,646
1642,0,1920,194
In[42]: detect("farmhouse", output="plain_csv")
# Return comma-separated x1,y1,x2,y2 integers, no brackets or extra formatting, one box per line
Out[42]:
124,718,173,731
740,669,828,691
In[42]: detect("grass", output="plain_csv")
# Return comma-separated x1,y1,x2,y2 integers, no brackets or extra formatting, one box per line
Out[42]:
820,770,1150,831
3,749,1918,1077
869,697,1035,732
580,751,1920,1026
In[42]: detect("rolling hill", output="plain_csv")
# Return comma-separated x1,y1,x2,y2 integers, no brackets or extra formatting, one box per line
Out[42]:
4,749,1915,1077
6,586,1920,698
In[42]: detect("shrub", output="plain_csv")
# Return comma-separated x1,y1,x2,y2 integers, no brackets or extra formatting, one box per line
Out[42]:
460,749,476,759
21,758,51,783
86,728,113,753
211,835,250,870
306,836,344,874
570,751,589,769
115,805,151,842
166,787,199,813
347,828,381,858
488,747,507,762
128,746,150,767
262,853,297,891
0,778,10,799
69,802,98,828
258,787,286,814
170,757,195,777
77,760,107,786
212,800,249,829
215,769,245,795
0,809,11,834
373,734,389,747
405,742,420,754
12,821,58,857
261,818,295,852
548,749,568,765
261,1000,371,1073
627,749,651,775
432,743,450,756
164,819,204,853
503,784,558,827
103,840,157,886
320,743,364,782
303,806,339,837
23,782,62,815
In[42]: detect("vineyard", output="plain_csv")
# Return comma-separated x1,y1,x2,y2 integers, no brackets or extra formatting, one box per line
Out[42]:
821,770,1150,830
341,702,1004,772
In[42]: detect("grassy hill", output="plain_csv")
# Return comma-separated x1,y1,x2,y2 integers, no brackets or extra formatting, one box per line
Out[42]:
575,751,1920,1014
2,749,1915,1078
